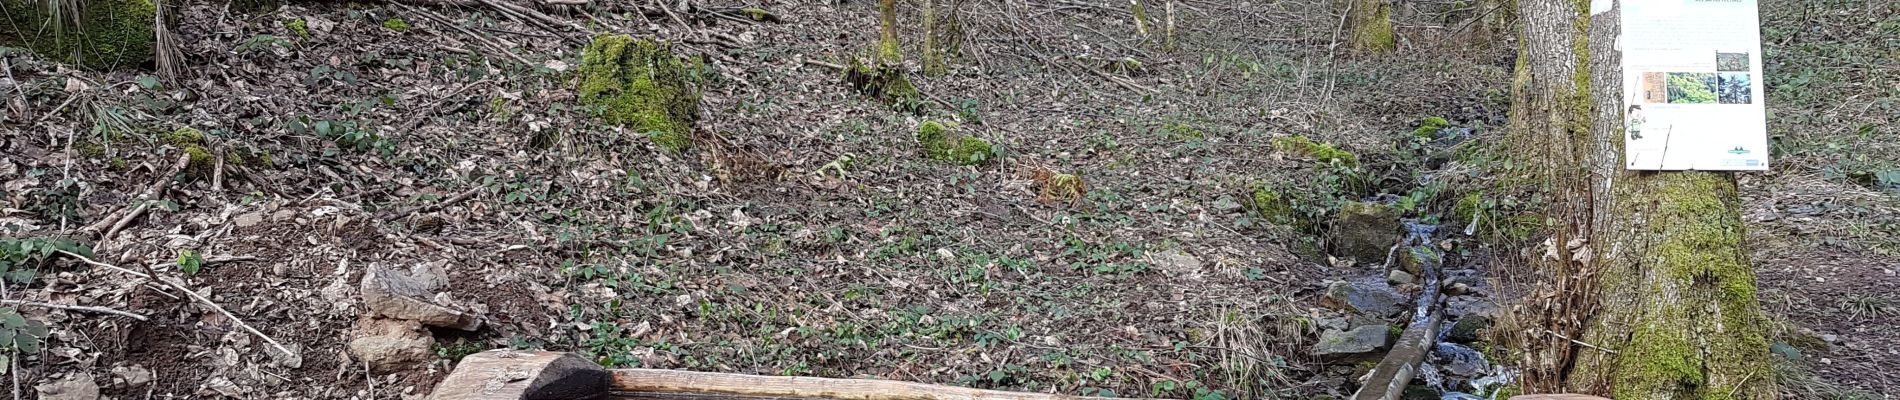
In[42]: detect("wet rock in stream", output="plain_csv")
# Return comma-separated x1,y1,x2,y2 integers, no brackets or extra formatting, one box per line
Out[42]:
1322,278,1410,318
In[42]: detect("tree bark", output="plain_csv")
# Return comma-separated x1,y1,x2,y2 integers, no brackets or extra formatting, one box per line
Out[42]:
1505,0,1775,398
1347,0,1394,52
877,0,902,66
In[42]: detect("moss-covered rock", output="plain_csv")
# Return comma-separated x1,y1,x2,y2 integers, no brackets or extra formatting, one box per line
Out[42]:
162,128,215,178
1414,116,1450,139
1330,201,1399,263
1250,186,1299,227
0,0,157,69
1272,135,1359,167
578,34,701,153
917,121,993,165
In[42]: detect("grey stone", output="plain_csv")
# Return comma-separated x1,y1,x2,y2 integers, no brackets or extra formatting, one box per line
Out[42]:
1431,342,1490,377
362,262,481,330
1311,324,1391,359
347,317,434,372
1446,314,1493,343
35,373,99,400
110,364,152,388
1388,269,1417,285
1329,202,1400,263
1322,279,1409,318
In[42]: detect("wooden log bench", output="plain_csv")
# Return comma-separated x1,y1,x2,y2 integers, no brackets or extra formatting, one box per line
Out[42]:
427,349,1616,400
429,350,1130,399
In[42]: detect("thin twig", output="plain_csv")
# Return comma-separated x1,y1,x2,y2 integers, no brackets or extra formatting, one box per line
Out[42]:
379,186,485,222
0,300,148,321
85,153,189,240
1543,329,1617,354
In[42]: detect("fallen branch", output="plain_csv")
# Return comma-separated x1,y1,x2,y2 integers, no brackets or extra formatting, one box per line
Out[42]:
54,251,290,358
83,153,189,240
0,299,148,321
379,186,485,222
803,59,846,70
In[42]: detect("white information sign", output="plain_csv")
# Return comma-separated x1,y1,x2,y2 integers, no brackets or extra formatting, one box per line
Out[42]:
1621,0,1770,171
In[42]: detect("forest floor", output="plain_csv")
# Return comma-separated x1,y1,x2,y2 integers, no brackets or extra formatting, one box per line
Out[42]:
0,0,1894,399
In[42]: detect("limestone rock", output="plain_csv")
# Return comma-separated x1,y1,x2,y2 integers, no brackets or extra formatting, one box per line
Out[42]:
1329,202,1400,263
1321,279,1409,318
1311,324,1391,359
110,364,153,388
362,262,481,330
347,317,434,372
1387,269,1416,285
35,372,99,400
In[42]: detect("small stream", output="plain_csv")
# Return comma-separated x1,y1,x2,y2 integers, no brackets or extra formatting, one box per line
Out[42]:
1348,122,1519,400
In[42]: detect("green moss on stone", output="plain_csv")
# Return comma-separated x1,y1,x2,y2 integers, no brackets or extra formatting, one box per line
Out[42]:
164,128,216,178
1414,116,1450,139
1250,186,1298,226
578,34,702,153
0,0,157,69
1272,135,1358,167
382,17,410,32
160,127,205,147
917,121,993,165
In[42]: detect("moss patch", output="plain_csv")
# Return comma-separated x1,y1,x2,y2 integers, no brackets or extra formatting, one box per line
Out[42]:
1609,172,1775,399
0,0,157,69
578,34,702,153
917,121,993,165
1272,135,1359,167
1414,116,1450,139
163,128,215,178
286,18,310,38
382,18,410,32
1250,186,1298,227
1452,191,1483,223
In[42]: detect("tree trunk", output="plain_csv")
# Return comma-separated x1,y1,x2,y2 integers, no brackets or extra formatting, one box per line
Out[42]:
1505,0,1775,398
921,0,945,75
877,0,902,66
1347,0,1394,52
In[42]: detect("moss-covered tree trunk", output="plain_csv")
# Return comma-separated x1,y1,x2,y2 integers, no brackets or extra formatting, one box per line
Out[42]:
921,0,945,76
877,0,901,66
1346,0,1394,52
1504,0,1775,398
0,0,157,69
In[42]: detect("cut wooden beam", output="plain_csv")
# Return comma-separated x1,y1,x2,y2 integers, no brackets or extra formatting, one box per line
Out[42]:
431,350,610,400
610,369,1134,400
433,350,1138,400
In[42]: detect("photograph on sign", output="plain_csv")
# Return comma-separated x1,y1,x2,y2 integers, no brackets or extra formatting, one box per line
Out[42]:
1621,0,1770,171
